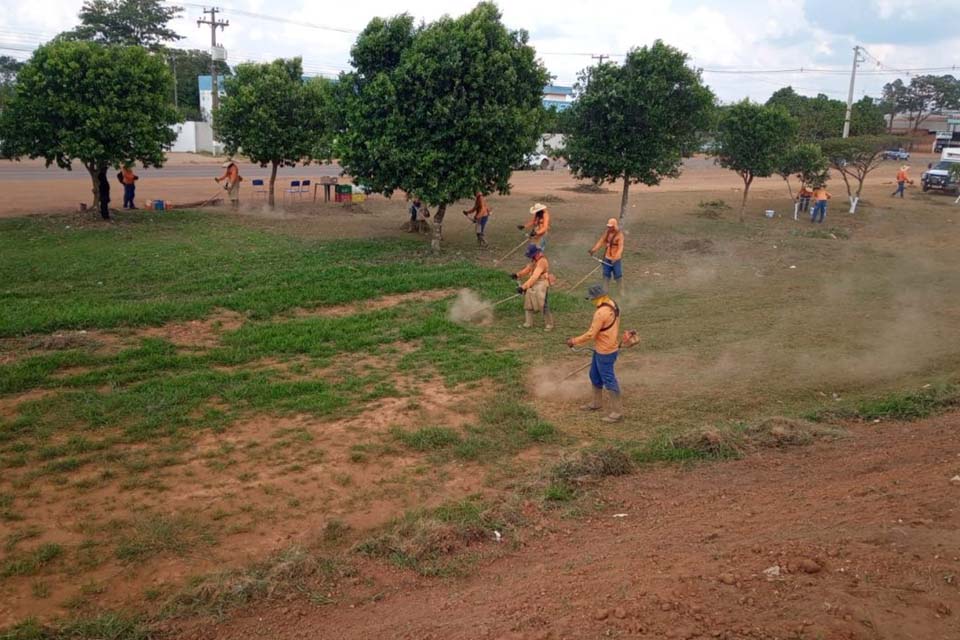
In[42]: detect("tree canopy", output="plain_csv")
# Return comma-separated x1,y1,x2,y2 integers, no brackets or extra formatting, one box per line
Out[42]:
563,40,715,221
777,142,829,199
169,49,231,121
0,56,24,111
820,134,900,212
714,101,797,221
216,58,334,207
882,75,960,132
337,2,549,250
766,87,885,140
0,40,180,207
61,0,183,50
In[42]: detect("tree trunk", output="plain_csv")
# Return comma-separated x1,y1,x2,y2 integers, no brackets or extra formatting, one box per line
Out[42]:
431,203,447,252
619,174,630,222
268,161,278,208
86,162,99,209
783,177,794,200
738,175,752,223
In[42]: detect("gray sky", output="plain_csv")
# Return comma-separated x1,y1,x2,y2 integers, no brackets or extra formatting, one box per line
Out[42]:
2,0,959,102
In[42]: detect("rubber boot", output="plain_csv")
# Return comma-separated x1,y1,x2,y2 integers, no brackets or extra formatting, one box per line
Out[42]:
601,392,623,423
519,310,534,329
603,276,612,293
480,234,488,249
616,277,624,300
543,310,555,332
580,386,603,411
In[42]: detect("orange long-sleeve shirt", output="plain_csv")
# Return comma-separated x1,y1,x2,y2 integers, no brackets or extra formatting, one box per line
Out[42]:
517,255,550,291
591,225,624,262
219,165,240,183
465,194,490,220
812,187,831,202
121,168,138,185
523,210,550,239
896,169,909,182
571,299,621,355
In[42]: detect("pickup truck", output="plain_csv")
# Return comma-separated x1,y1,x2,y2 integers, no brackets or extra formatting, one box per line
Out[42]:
883,148,910,161
921,159,959,194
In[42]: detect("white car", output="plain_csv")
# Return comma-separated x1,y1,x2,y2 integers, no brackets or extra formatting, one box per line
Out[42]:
525,153,551,170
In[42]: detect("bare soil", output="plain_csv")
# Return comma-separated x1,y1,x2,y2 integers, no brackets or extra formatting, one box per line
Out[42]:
180,412,960,640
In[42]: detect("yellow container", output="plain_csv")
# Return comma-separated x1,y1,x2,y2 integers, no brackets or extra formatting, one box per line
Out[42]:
352,193,366,203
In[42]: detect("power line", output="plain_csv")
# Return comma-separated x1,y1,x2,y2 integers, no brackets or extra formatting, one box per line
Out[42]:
167,1,359,35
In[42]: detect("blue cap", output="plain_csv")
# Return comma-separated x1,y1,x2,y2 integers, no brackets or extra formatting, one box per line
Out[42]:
524,244,541,259
585,284,606,299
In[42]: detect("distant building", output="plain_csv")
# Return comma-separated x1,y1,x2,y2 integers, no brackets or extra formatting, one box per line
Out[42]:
543,85,574,111
197,75,225,122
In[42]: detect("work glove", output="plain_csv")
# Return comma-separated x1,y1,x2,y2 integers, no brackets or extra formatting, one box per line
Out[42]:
529,232,536,238
588,249,594,256
516,286,525,295
565,338,575,348
510,273,518,280
516,224,524,230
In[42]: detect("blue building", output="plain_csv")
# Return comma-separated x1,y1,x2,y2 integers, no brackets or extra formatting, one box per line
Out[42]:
543,85,574,111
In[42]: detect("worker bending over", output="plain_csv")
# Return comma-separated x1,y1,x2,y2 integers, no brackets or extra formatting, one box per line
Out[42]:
512,244,554,331
518,202,550,249
463,191,491,248
216,160,242,209
117,164,139,209
589,217,625,297
566,284,623,423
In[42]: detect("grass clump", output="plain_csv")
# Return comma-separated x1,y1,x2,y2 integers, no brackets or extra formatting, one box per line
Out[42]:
391,426,461,451
163,546,347,619
0,543,63,579
355,497,512,575
114,514,214,563
0,614,150,640
551,447,633,484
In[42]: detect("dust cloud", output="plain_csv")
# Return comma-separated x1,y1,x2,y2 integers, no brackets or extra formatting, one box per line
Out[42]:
529,363,593,401
448,289,494,326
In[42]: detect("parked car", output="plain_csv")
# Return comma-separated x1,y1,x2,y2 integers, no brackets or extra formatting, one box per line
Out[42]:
883,148,910,161
524,153,551,170
921,148,960,194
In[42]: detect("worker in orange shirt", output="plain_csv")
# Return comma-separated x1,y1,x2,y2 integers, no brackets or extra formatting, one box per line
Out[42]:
589,217,625,297
810,184,831,224
116,164,139,209
511,244,554,331
463,191,491,248
215,160,242,209
797,184,814,215
518,202,550,249
891,165,913,198
566,284,623,423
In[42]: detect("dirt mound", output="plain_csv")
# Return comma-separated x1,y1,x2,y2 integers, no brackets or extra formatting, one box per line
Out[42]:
680,238,715,254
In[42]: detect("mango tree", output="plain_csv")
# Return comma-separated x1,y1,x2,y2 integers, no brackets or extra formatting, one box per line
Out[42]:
713,101,797,222
337,2,549,251
563,41,715,223
215,58,333,208
820,135,899,213
0,40,179,210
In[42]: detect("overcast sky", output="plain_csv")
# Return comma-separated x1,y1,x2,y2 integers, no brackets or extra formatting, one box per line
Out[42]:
2,0,958,103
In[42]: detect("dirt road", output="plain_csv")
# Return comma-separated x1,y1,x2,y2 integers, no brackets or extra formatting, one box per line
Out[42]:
187,413,960,640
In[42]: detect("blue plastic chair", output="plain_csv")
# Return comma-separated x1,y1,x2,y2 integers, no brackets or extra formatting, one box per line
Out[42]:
284,180,302,202
251,178,268,200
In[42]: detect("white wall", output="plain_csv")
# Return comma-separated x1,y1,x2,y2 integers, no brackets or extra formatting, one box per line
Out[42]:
169,121,217,153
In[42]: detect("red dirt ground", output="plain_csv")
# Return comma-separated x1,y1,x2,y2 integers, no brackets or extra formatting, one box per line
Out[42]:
178,412,960,640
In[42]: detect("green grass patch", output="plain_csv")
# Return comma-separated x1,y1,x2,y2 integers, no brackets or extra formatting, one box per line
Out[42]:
0,543,63,579
391,426,461,451
808,383,959,422
114,514,215,563
0,614,150,640
355,496,514,575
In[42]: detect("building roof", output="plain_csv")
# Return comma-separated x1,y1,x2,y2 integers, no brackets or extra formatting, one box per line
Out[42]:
543,85,574,96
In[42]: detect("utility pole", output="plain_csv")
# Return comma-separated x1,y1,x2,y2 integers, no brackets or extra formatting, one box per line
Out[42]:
592,54,609,65
197,7,229,119
842,46,864,138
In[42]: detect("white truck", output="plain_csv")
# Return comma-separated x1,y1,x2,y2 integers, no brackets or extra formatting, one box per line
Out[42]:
921,147,960,194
